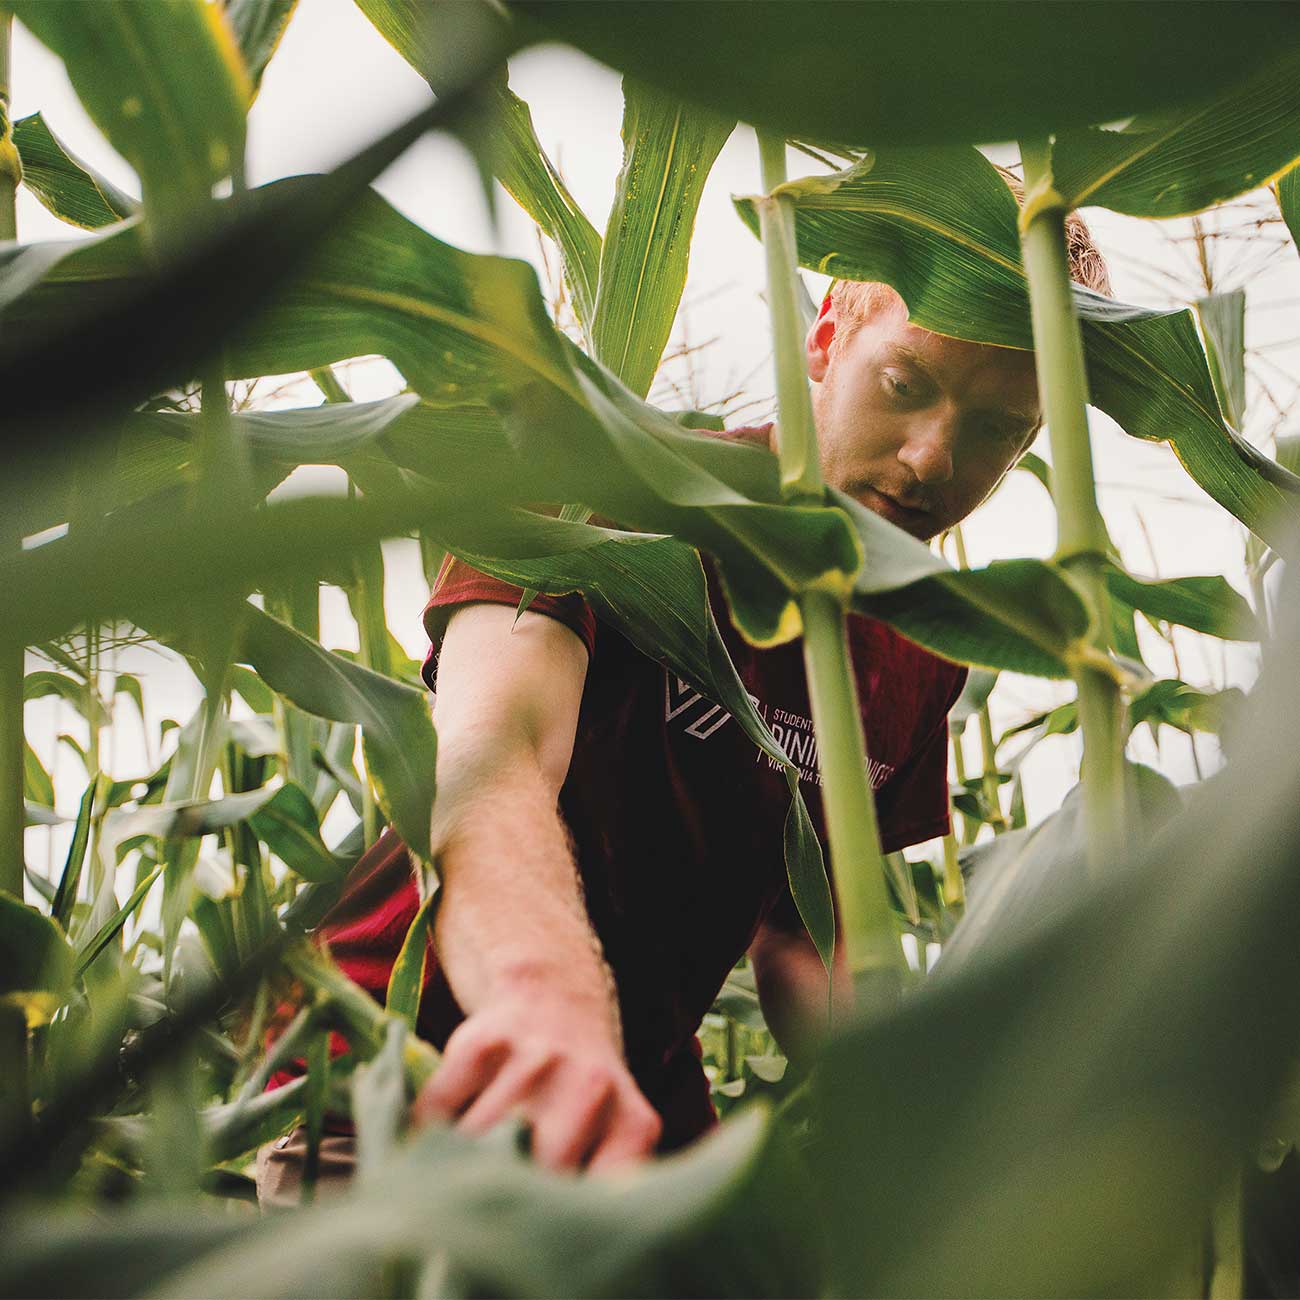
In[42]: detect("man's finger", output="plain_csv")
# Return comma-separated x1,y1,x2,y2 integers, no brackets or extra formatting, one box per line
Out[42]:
456,1052,554,1136
411,1030,508,1126
586,1098,662,1174
529,1074,616,1171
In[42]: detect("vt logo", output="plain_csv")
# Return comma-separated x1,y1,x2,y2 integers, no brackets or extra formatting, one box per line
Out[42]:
664,675,734,740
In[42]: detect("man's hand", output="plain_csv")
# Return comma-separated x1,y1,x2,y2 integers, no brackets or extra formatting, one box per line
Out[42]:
411,980,661,1171
414,601,661,1172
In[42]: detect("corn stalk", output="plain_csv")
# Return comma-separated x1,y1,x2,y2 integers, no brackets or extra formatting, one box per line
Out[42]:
0,6,22,902
0,4,27,1144
1019,139,1126,870
757,133,904,1008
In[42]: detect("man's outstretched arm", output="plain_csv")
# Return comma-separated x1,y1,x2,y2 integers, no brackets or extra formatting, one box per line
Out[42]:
410,602,662,1170
748,908,852,1064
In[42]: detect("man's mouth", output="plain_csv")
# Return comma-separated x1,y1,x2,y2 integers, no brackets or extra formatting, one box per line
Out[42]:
862,484,932,530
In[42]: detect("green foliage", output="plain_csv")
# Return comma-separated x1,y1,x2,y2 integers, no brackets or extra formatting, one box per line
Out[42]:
9,0,249,231
733,147,1300,550
0,890,73,1022
508,1,1299,146
3,3,1298,1295
590,81,732,396
11,112,139,229
220,0,300,98
1051,44,1300,218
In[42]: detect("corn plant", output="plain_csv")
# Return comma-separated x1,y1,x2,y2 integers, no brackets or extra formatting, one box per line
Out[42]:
3,1,1300,1296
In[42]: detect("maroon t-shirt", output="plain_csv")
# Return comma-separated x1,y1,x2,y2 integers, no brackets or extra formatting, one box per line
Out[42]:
308,426,966,1150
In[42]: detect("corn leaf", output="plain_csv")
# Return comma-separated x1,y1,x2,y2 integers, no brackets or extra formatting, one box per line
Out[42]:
149,1109,813,1298
0,891,74,1025
1105,567,1261,641
50,777,101,930
233,606,437,867
101,783,342,884
1051,44,1300,218
9,0,250,227
1128,679,1245,743
71,863,162,977
23,670,107,727
6,170,1091,680
351,1018,408,1182
810,599,1300,1297
509,1,1298,148
733,147,1300,550
590,79,732,395
1278,164,1300,252
0,86,481,445
385,894,435,1032
219,0,299,98
22,740,54,808
353,0,602,328
22,395,416,545
1197,290,1248,431
12,112,139,230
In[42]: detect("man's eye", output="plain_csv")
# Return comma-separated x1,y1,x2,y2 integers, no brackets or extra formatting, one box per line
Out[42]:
886,375,912,398
985,420,1025,445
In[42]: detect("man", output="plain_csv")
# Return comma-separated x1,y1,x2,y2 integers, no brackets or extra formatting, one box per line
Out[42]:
257,186,1111,1199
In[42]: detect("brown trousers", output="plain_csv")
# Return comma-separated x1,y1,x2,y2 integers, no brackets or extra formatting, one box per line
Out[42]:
254,1126,357,1210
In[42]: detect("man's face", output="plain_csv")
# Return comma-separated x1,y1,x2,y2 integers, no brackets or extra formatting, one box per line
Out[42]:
805,292,1041,541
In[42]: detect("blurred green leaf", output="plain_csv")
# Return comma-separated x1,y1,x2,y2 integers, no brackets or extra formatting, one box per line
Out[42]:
23,802,64,828
734,147,1300,550
0,891,74,1026
248,785,345,883
24,669,106,727
851,544,1091,679
590,79,732,395
12,112,139,230
1129,679,1246,743
9,171,1090,678
811,652,1300,1299
510,2,1298,148
1106,567,1261,641
101,782,340,883
0,84,482,454
1051,45,1300,218
229,665,275,716
156,1109,815,1298
220,0,299,98
353,0,601,328
951,764,1181,946
22,741,53,808
948,669,998,737
10,0,250,229
50,776,101,930
385,894,434,1033
352,1018,407,1183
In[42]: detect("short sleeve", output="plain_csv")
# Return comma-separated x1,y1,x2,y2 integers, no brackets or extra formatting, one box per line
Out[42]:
875,664,967,853
419,556,597,692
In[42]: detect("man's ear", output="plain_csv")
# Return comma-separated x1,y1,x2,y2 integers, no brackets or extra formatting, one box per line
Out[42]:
806,297,837,383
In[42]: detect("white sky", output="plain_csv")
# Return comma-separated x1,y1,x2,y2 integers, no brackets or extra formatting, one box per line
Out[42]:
14,1,1298,886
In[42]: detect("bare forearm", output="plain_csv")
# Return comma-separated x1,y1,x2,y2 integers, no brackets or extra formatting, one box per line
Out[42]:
431,752,619,1041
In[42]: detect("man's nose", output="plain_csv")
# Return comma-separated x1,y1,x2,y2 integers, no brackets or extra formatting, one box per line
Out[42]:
896,414,956,485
